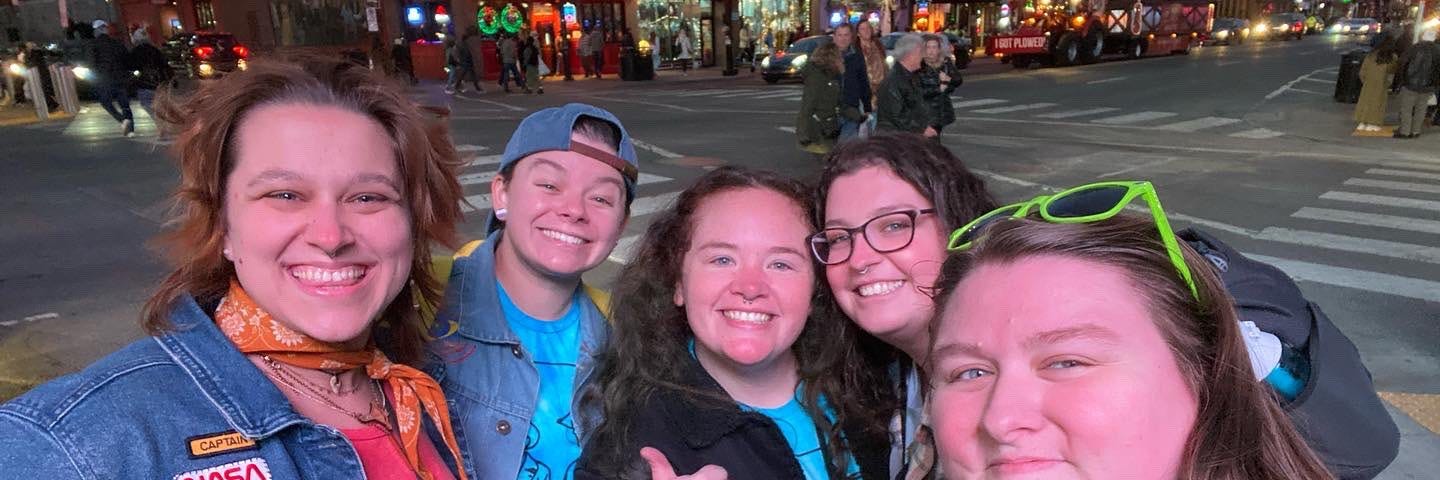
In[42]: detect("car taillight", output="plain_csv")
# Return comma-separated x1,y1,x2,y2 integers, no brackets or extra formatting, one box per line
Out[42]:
194,46,214,59
775,50,785,58
232,45,249,58
1293,22,1302,30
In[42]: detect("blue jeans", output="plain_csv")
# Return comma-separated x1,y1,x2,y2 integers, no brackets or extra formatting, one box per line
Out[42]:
500,63,523,89
95,81,132,123
838,118,863,142
136,88,156,120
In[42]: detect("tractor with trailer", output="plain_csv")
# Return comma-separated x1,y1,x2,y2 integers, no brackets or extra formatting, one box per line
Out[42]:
987,0,1212,68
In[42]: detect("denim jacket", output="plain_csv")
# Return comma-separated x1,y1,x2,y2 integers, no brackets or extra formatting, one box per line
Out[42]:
0,296,429,479
427,230,610,480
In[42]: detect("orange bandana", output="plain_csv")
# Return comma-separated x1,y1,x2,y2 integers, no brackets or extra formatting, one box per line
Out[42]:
215,281,468,480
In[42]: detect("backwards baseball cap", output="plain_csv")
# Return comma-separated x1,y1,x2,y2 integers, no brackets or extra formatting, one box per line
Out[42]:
487,103,640,233
92,19,109,31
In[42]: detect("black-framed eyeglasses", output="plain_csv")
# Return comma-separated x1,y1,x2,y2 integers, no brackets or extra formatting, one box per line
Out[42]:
809,209,937,265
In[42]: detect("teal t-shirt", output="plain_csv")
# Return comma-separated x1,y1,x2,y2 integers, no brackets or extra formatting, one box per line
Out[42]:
500,282,583,480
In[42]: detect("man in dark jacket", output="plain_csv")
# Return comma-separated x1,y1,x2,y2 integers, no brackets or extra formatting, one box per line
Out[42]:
90,20,134,136
127,28,172,121
875,33,935,137
1394,29,1440,138
833,23,871,141
391,37,416,84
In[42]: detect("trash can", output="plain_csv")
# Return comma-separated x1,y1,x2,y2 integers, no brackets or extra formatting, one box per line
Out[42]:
634,53,654,80
619,51,654,81
1334,48,1367,104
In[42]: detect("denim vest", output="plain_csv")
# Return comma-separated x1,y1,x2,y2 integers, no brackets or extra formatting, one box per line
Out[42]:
427,230,609,480
0,296,426,479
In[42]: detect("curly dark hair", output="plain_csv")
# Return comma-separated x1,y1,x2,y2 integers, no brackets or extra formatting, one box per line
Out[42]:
581,166,886,478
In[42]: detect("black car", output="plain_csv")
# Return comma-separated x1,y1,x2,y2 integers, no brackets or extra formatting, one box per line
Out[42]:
165,32,249,79
1208,18,1249,45
761,35,831,84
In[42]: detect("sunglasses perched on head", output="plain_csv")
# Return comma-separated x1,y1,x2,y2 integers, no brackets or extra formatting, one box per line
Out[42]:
946,181,1198,300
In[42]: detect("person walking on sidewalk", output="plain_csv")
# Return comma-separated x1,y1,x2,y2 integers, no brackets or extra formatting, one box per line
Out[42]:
522,32,544,94
444,38,463,95
579,28,595,78
462,26,485,93
590,28,606,79
128,27,172,122
675,27,693,76
833,23,871,142
796,42,844,155
1394,30,1440,138
392,37,417,85
91,20,135,136
1355,36,1399,132
499,33,523,93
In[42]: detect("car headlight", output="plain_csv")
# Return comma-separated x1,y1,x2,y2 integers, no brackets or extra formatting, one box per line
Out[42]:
6,63,24,76
198,62,214,77
72,65,92,80
761,56,770,68
1256,23,1268,32
791,54,807,69
1216,30,1230,39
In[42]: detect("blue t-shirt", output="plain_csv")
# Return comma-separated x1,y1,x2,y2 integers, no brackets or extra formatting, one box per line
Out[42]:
500,282,583,480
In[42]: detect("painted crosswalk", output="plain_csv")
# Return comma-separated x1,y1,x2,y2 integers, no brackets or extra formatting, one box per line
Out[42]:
944,97,1283,138
1091,111,1179,125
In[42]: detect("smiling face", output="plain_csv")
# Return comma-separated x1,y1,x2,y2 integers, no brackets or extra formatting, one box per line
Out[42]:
833,24,854,50
675,187,814,372
823,164,946,352
223,103,413,346
491,134,628,280
929,255,1198,480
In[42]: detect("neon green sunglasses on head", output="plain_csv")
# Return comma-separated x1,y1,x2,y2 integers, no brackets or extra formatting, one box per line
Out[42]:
945,180,1199,300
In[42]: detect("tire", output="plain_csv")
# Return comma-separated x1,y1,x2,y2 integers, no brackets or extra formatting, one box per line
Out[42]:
763,76,779,84
1055,34,1080,66
1012,56,1033,69
1081,31,1104,64
1127,40,1144,59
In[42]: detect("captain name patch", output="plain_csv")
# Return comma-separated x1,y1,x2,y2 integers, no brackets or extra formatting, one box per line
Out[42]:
187,431,257,459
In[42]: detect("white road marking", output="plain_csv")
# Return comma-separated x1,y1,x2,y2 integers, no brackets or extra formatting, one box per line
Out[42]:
1035,107,1119,119
1154,116,1243,132
1085,76,1128,85
1247,254,1440,304
952,98,1009,108
1366,168,1440,182
747,90,807,99
455,144,488,153
1320,191,1440,212
782,95,804,101
777,126,797,133
972,103,1058,114
463,186,678,214
1300,76,1336,84
3,312,59,328
1384,161,1440,172
462,97,526,112
608,234,642,264
712,90,773,98
1265,67,1336,99
674,89,735,97
1292,207,1440,235
1256,227,1440,264
1286,87,1329,96
1091,111,1178,125
1097,156,1178,178
1344,178,1440,195
631,138,684,158
1229,128,1284,139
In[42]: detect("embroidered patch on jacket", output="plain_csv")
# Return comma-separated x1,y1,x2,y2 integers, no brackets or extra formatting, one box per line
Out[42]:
185,430,258,459
174,458,272,480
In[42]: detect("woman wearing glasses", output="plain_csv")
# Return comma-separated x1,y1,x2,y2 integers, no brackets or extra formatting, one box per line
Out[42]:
578,167,889,479
926,185,1332,479
811,134,1397,479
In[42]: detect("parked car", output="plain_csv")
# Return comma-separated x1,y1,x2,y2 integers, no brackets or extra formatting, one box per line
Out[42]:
1331,18,1381,36
1208,18,1250,45
760,35,830,84
165,32,249,79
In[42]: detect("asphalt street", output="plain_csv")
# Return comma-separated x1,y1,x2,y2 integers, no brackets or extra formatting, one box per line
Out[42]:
1,32,1436,476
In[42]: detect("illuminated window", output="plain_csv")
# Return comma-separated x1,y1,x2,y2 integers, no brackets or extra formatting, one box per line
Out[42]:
196,0,216,30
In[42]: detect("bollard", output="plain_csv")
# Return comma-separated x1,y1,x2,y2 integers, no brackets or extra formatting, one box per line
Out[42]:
23,67,47,121
49,64,79,115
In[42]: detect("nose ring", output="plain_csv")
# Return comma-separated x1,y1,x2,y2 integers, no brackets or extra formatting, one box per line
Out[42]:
859,266,870,275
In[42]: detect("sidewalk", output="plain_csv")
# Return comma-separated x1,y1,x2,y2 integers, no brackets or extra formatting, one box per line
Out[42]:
0,102,72,127
1251,87,1440,160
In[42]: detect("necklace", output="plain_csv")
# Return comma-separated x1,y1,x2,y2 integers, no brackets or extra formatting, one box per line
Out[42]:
260,355,392,433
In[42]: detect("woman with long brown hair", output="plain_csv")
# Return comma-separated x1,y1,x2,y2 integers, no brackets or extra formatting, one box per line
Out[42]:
858,21,888,113
796,41,845,155
926,192,1334,479
0,56,468,479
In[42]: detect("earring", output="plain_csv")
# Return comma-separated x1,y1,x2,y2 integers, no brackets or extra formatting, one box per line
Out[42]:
222,248,233,261
410,278,421,311
495,208,508,221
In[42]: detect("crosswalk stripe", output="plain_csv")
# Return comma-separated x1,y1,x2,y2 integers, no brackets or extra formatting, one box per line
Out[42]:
462,183,678,214
1091,111,1178,125
1366,168,1440,182
1344,178,1440,194
1247,254,1440,303
459,170,673,187
608,234,642,264
674,89,738,97
951,99,1008,108
1034,107,1119,119
1320,191,1440,212
1255,227,1440,264
713,90,775,98
1384,161,1440,172
747,90,806,99
1230,128,1284,139
1291,207,1440,235
971,103,1057,114
783,95,803,101
1154,116,1243,132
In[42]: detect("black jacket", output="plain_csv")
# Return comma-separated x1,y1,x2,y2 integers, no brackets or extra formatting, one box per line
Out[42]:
128,42,172,90
576,356,888,480
917,59,961,129
522,39,540,67
1397,41,1440,93
839,45,872,119
875,63,934,134
91,34,131,84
